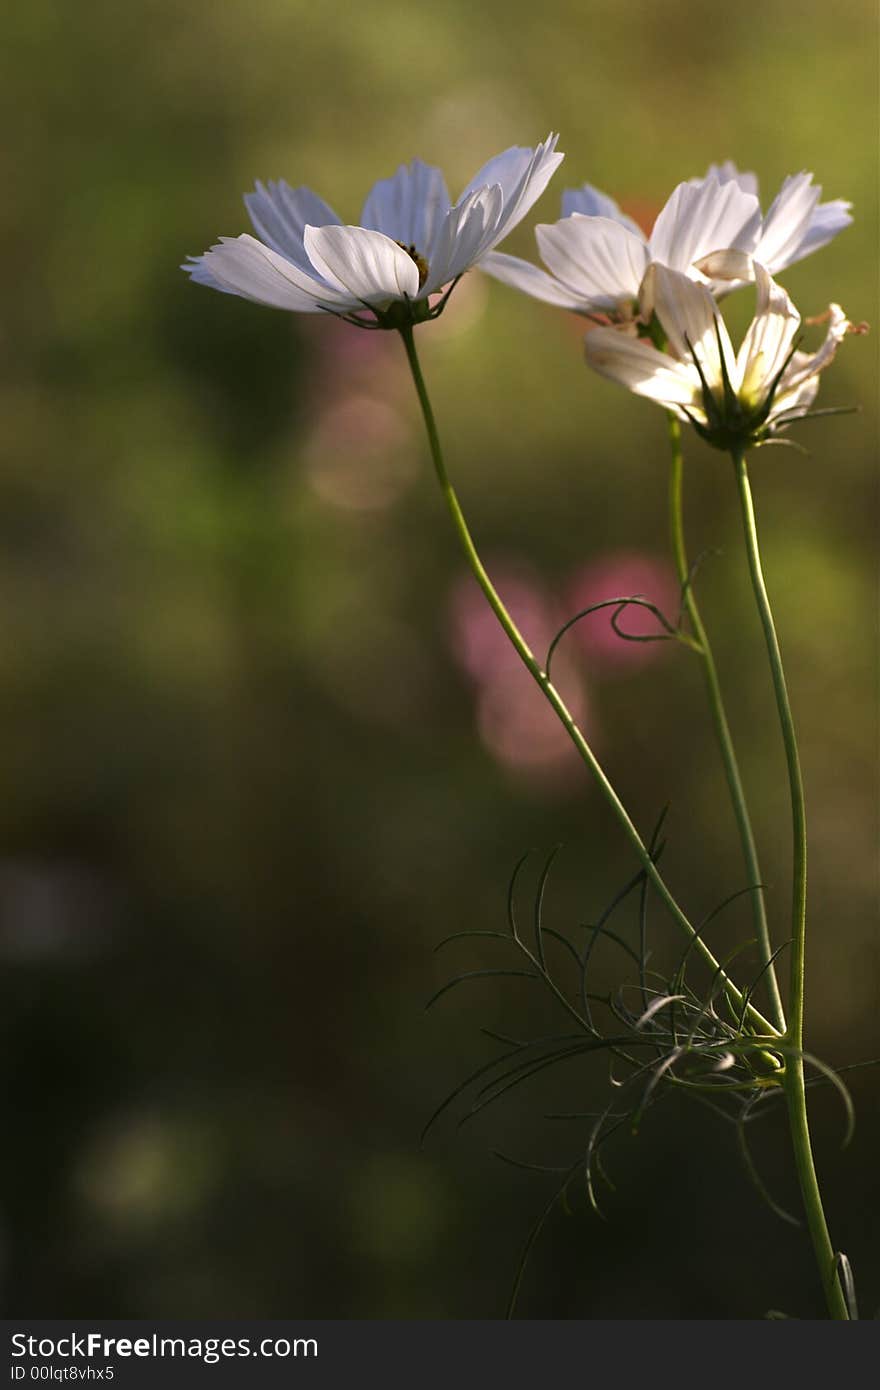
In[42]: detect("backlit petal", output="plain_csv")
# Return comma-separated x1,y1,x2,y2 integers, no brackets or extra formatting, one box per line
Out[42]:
788,198,853,263
693,248,756,283
183,256,238,294
649,177,761,274
536,215,649,311
360,160,451,261
769,365,820,425
735,263,801,402
303,224,421,304
779,303,851,395
479,251,588,309
753,172,820,273
561,183,645,238
191,234,351,312
426,185,505,291
585,327,703,418
694,162,760,199
459,145,533,204
461,134,563,251
244,183,341,270
643,263,735,388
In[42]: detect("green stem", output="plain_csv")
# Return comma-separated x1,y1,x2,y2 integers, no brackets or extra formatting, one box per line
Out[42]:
667,415,785,1032
732,448,848,1320
399,322,777,1038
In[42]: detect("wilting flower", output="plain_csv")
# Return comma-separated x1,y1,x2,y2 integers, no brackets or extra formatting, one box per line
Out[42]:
183,136,562,329
482,165,851,321
584,261,852,451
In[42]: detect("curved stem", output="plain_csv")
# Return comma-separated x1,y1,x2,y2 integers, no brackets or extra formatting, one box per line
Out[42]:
732,448,848,1320
667,415,785,1031
399,322,777,1038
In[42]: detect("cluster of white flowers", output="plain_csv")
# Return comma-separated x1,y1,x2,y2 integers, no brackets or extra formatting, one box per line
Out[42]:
184,138,857,450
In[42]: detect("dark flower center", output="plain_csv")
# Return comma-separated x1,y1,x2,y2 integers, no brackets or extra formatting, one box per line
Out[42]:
395,241,429,289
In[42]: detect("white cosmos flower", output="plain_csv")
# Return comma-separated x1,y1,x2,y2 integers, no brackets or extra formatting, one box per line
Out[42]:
690,161,853,277
481,173,761,319
583,261,852,450
482,164,852,320
183,136,563,328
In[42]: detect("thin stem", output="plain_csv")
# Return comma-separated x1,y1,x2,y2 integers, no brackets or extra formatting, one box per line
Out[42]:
667,415,785,1032
731,454,805,1037
732,447,848,1320
399,322,777,1038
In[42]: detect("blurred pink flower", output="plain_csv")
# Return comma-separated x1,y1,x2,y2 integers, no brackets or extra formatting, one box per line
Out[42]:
477,659,589,776
448,564,593,778
448,565,560,682
303,316,404,412
565,550,680,673
304,393,415,511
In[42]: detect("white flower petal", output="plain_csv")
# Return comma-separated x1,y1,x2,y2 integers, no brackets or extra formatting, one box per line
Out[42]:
303,224,421,304
560,183,645,238
642,263,735,389
426,185,505,291
460,134,564,251
788,198,853,263
191,235,351,312
359,159,451,261
535,215,649,311
244,182,341,270
479,251,588,309
183,255,238,294
648,177,762,275
695,162,760,199
693,248,756,284
780,302,851,394
753,172,820,273
770,366,820,425
584,326,702,417
692,167,852,274
459,144,533,204
735,264,801,402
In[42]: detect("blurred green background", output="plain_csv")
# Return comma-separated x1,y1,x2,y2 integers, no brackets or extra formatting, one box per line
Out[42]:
1,0,877,1318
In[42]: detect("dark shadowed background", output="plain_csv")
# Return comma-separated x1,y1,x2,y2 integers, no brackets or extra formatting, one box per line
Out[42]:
1,0,877,1318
